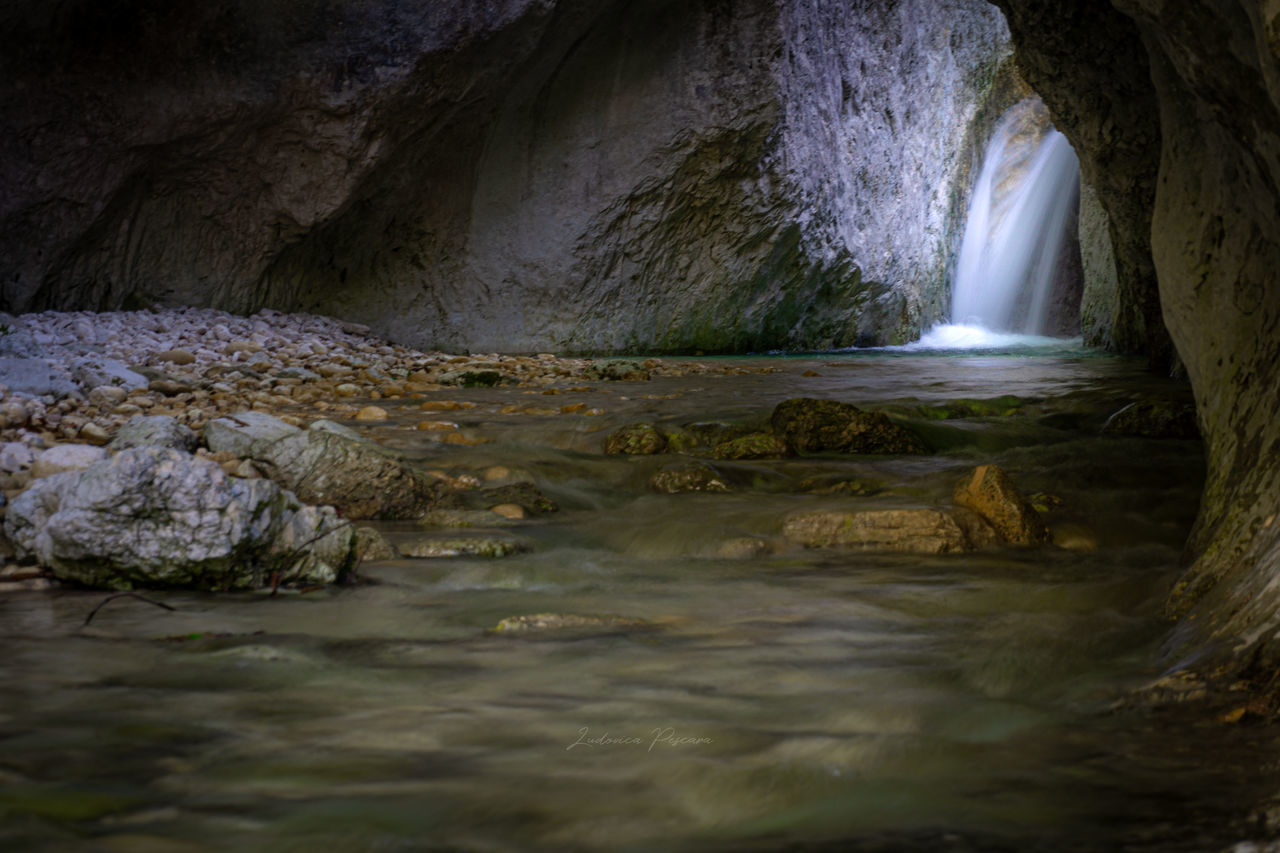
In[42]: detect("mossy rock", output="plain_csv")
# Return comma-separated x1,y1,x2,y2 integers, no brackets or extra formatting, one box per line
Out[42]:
604,423,667,455
648,462,730,494
711,433,790,460
684,421,756,447
438,370,506,388
1102,399,1199,439
583,360,651,381
771,398,929,455
462,482,559,515
400,536,529,558
659,426,701,454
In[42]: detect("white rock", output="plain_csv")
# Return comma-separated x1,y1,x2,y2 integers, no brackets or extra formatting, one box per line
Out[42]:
30,444,110,480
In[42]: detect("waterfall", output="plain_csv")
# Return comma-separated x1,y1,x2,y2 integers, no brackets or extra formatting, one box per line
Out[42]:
950,98,1081,336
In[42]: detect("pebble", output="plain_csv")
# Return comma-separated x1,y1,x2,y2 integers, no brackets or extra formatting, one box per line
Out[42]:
355,406,389,421
490,503,526,520
157,349,196,365
416,421,457,431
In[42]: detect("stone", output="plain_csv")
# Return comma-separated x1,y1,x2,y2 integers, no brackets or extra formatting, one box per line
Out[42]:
334,383,361,397
0,442,36,474
78,423,110,445
355,406,389,422
583,360,650,381
490,503,526,520
0,357,80,399
711,433,790,460
1102,400,1199,439
950,506,1002,550
205,413,450,519
4,447,355,590
492,613,649,634
0,401,29,427
716,537,770,559
771,398,929,455
604,424,667,455
30,444,110,480
108,415,198,452
438,370,504,387
417,420,458,431
648,462,730,494
203,411,302,459
399,536,528,558
87,385,129,408
354,526,399,561
72,360,149,393
783,508,971,554
952,465,1048,546
1050,523,1098,553
149,378,194,396
157,349,196,366
0,321,40,357
463,483,558,515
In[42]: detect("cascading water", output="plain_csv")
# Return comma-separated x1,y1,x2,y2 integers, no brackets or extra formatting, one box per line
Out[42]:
918,98,1081,348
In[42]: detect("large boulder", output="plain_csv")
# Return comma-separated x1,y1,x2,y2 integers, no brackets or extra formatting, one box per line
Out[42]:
952,464,1047,546
771,398,929,455
203,413,450,519
4,447,355,590
783,508,971,554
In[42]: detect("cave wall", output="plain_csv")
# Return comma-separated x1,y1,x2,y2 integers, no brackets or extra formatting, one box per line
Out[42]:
997,0,1280,681
1,0,1011,353
989,0,1171,368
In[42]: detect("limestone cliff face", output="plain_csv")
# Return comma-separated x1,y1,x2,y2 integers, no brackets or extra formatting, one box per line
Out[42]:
998,0,1280,683
1,0,1010,353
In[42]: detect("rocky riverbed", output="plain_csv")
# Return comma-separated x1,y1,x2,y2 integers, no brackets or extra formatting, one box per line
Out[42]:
0,307,780,592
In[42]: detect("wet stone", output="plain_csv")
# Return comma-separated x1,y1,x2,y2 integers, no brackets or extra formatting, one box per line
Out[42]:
952,464,1048,546
605,424,667,455
783,508,971,554
771,398,930,455
492,613,649,634
711,433,790,460
399,536,529,558
648,462,730,494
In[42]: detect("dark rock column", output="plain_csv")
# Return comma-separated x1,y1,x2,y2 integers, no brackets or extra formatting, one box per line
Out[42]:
989,0,1171,369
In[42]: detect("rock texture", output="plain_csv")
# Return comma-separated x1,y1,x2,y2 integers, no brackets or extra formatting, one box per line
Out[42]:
204,413,450,519
4,447,354,589
952,464,1047,546
783,508,971,554
1,0,1010,352
996,0,1280,688
990,0,1171,368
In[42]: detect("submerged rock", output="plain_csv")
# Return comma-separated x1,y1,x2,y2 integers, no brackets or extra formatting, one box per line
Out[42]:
583,360,651,382
783,508,970,554
4,447,354,589
1102,399,1199,439
711,432,791,460
604,424,667,455
648,462,730,494
204,413,450,519
354,527,399,562
399,536,528,558
492,613,649,634
952,464,1048,546
108,415,197,452
461,482,558,515
771,398,929,455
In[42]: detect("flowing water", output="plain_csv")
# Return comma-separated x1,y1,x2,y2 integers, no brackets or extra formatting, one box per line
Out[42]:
3,346,1279,851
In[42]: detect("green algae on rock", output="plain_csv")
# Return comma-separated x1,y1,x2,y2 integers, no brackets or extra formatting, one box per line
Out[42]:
771,398,930,455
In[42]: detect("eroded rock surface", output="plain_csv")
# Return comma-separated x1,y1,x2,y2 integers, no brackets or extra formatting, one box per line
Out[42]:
783,508,971,555
4,447,354,589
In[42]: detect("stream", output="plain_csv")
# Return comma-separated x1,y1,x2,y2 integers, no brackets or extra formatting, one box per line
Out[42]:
3,344,1278,851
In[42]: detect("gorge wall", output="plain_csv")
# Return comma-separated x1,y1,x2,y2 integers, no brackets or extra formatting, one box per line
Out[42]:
997,0,1280,688
0,0,1011,354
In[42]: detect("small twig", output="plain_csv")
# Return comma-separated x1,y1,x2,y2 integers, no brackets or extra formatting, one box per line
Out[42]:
82,592,177,627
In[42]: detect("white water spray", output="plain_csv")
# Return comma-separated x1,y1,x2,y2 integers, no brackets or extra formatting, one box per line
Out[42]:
949,98,1080,337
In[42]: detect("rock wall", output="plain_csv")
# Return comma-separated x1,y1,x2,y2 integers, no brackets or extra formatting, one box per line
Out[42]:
1,0,1011,353
998,0,1280,686
990,0,1171,368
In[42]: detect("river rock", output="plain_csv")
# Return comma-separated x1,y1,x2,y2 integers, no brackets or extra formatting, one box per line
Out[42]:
461,482,558,515
711,433,791,460
583,360,650,381
108,415,197,452
0,442,35,474
0,357,80,399
604,424,667,455
492,613,649,634
399,536,528,558
1102,400,1199,439
3,447,354,589
204,413,450,519
648,462,730,494
29,444,110,480
771,398,929,455
355,526,399,561
952,464,1048,546
783,508,971,554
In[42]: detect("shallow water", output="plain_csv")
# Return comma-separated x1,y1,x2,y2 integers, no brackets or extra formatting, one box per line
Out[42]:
3,347,1279,851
